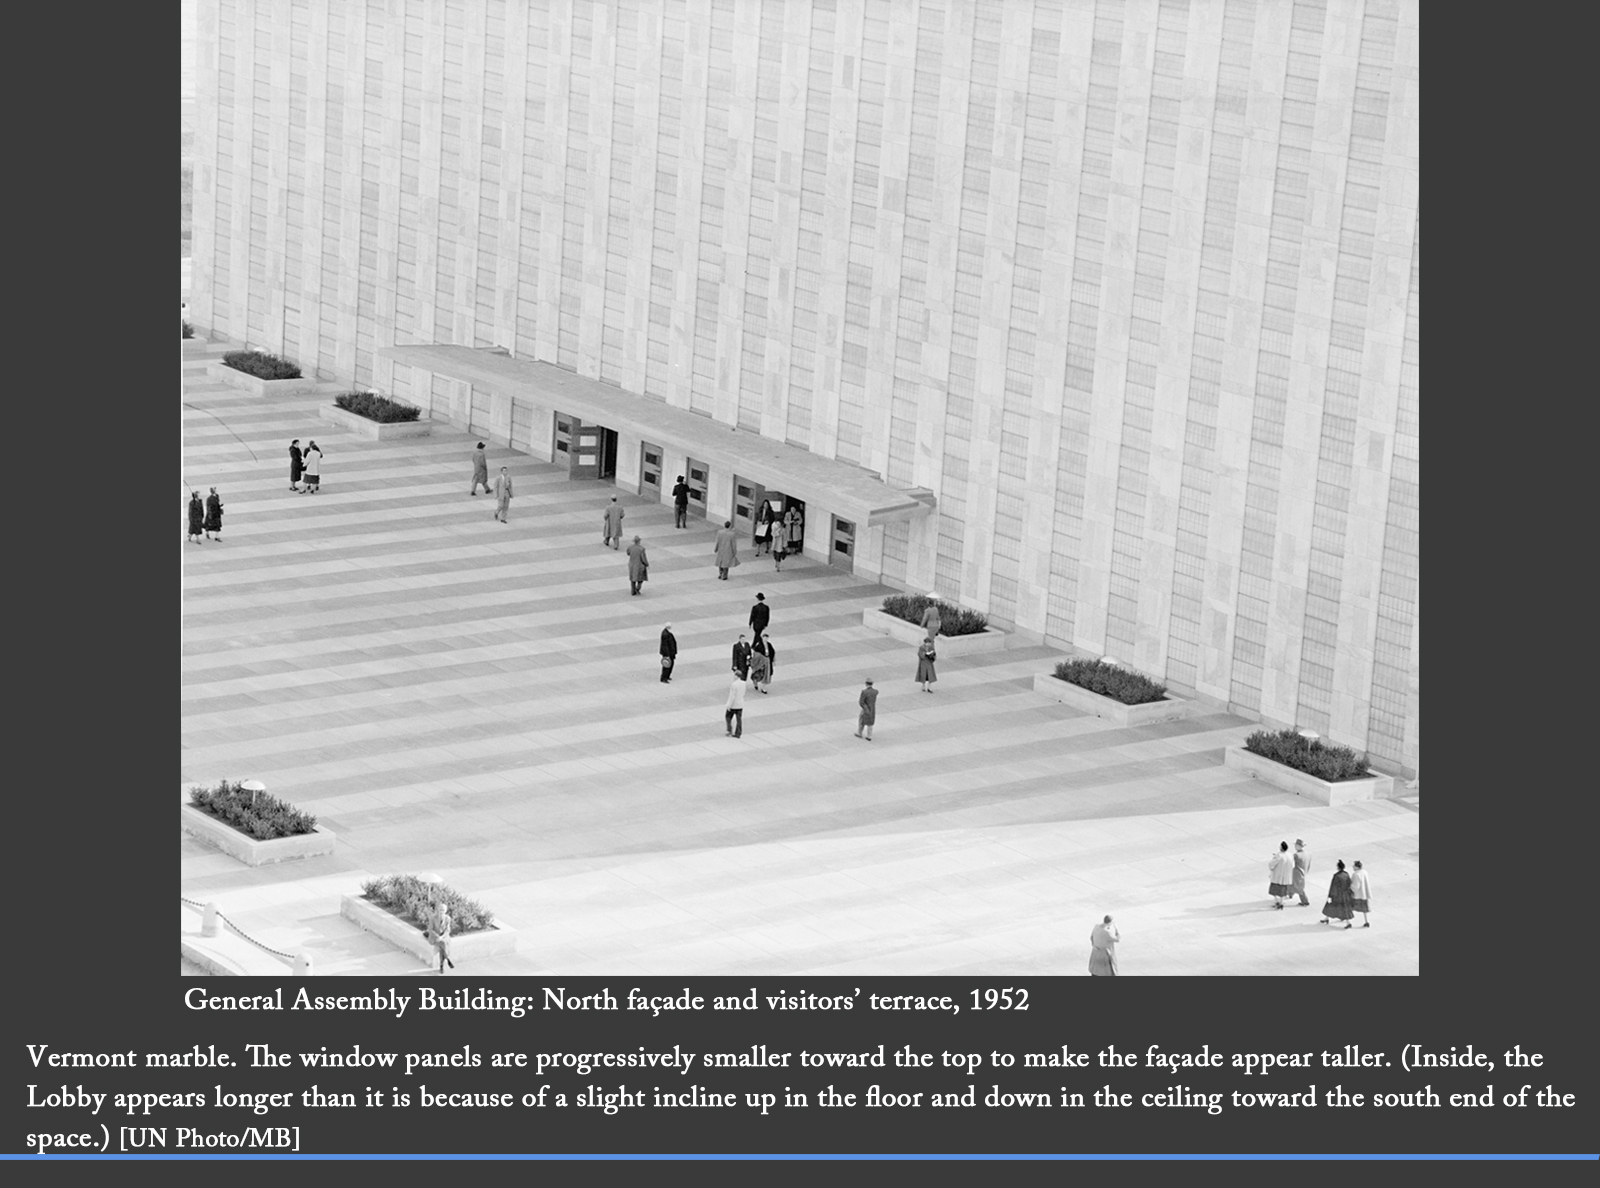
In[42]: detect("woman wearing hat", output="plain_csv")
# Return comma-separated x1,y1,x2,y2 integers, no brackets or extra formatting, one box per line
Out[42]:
915,636,937,692
203,487,225,541
301,441,323,493
186,491,205,543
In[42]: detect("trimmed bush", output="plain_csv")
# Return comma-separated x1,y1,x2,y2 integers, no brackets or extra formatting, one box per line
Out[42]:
1052,658,1167,705
881,593,989,636
189,779,318,841
1244,728,1372,782
222,350,303,380
335,390,422,423
182,320,194,339
360,874,494,935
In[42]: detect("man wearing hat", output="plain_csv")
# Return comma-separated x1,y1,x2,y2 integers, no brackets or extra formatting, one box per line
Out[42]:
470,441,491,495
672,475,691,528
855,678,878,741
748,592,770,645
1292,838,1313,907
603,496,625,549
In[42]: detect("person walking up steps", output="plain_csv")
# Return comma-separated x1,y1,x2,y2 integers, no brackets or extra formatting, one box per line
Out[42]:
659,623,677,683
626,535,649,595
1268,841,1294,910
915,636,937,692
672,476,690,528
288,439,304,491
724,672,747,738
301,441,322,493
1292,839,1313,907
186,490,205,543
1320,859,1356,929
855,677,878,740
603,496,625,549
713,520,741,579
492,466,513,523
470,442,491,495
1349,860,1373,928
203,487,224,542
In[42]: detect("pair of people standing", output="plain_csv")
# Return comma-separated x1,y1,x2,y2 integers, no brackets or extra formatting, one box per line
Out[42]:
186,489,224,543
1319,859,1373,929
469,443,514,521
288,439,322,493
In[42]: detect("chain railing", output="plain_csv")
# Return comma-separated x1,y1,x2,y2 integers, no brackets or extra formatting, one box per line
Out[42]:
181,896,298,965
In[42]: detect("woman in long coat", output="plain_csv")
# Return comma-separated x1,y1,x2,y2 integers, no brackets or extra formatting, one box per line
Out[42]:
749,639,771,692
783,506,803,549
289,440,304,491
1088,915,1120,976
470,442,490,495
920,598,942,641
915,637,937,692
186,491,205,543
1321,859,1356,928
753,501,775,555
203,488,224,541
301,441,322,493
492,466,513,523
1268,841,1295,909
713,521,741,579
1349,860,1372,928
626,535,649,595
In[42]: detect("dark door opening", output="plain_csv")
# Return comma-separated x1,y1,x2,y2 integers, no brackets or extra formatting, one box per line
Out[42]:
598,428,618,480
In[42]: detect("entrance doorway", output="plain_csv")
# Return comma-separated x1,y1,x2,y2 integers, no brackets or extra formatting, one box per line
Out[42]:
555,412,618,481
829,514,856,573
639,441,664,499
777,496,806,555
685,457,709,519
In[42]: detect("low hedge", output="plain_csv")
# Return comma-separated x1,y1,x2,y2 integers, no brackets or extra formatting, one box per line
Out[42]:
189,779,318,841
361,874,494,935
335,390,422,423
881,594,988,636
182,321,194,339
1244,728,1371,782
1052,658,1167,705
222,350,302,380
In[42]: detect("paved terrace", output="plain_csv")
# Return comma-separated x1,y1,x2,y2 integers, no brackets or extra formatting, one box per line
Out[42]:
180,355,1418,976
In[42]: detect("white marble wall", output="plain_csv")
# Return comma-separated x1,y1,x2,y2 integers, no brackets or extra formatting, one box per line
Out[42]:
192,0,1420,772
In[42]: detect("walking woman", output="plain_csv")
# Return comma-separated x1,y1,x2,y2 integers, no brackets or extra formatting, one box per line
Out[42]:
915,636,937,692
753,500,775,556
492,466,513,523
301,441,323,493
1268,841,1295,910
1088,915,1120,976
289,439,304,491
186,490,205,544
920,596,942,641
783,505,804,552
203,487,224,541
1348,860,1373,928
1320,859,1356,929
749,636,771,693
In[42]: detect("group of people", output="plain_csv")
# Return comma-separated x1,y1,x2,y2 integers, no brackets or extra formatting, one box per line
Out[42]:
1268,838,1374,927
288,439,323,493
470,442,515,523
185,488,225,543
752,499,803,560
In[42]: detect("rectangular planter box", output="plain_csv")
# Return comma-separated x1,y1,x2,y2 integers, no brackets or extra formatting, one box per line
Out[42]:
1032,672,1191,726
180,791,336,866
861,607,1007,656
340,894,517,963
319,402,432,439
208,360,322,396
1223,745,1397,806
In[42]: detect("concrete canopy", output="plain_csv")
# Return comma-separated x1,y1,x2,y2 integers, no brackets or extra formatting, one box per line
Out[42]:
380,345,935,527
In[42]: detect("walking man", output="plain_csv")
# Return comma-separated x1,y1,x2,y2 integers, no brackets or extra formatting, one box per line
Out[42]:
659,623,677,684
748,592,770,644
731,632,752,680
713,520,741,579
1088,915,1120,976
470,442,491,495
626,535,649,595
1293,838,1313,907
672,475,690,528
724,672,746,738
855,677,878,740
492,466,513,523
603,496,625,549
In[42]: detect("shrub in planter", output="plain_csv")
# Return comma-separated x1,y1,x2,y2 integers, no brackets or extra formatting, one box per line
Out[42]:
360,874,494,934
880,593,989,636
1052,658,1167,706
188,779,318,841
182,320,194,339
222,350,303,380
1243,728,1371,782
335,390,422,423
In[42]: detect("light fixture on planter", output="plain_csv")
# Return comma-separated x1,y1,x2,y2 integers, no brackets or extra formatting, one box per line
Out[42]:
1100,656,1121,668
1296,729,1320,742
241,778,266,805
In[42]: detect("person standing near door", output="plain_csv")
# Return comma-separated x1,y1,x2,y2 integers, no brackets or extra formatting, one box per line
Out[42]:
659,623,677,683
626,535,649,595
754,501,775,555
470,442,491,496
714,520,741,579
784,505,804,552
603,496,625,549
672,476,690,528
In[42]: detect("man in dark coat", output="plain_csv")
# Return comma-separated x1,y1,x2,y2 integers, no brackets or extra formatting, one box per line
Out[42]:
659,623,677,683
748,593,770,644
289,440,303,491
672,476,690,528
855,678,878,741
731,633,752,680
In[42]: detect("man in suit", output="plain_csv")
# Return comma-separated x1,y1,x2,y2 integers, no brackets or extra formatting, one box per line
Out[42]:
659,623,677,684
748,592,770,644
1293,839,1313,907
672,476,690,528
731,633,752,680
